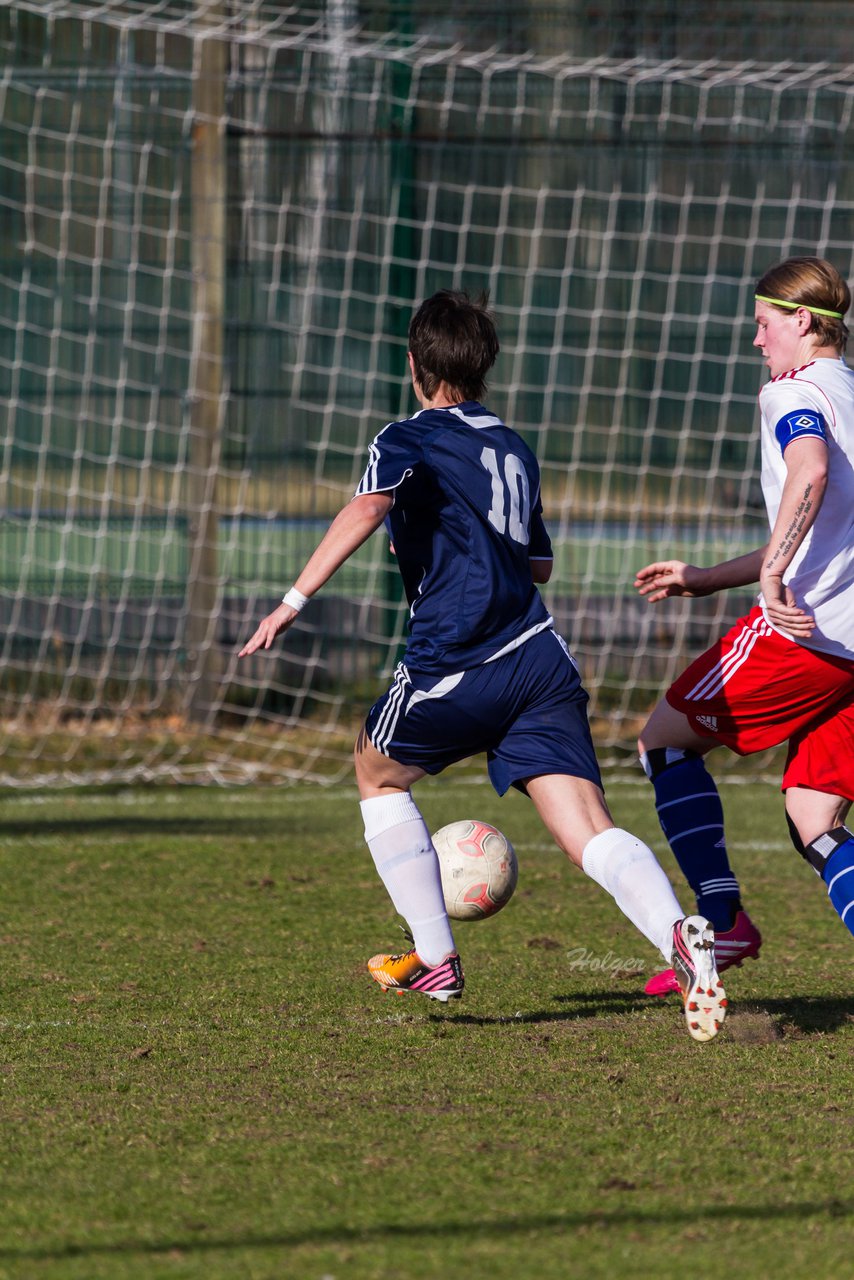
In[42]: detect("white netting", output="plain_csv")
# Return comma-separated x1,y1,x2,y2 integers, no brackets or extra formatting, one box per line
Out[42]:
1,0,853,784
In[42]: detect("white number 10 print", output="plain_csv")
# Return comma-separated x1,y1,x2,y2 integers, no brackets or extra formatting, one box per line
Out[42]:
480,447,530,543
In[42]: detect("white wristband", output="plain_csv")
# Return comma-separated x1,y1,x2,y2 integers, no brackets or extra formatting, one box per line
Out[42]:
282,587,310,613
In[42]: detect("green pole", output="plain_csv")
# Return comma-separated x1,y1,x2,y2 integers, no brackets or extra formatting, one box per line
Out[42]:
186,3,226,722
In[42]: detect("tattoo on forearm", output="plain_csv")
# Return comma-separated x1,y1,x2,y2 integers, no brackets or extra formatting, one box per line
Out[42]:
764,483,814,573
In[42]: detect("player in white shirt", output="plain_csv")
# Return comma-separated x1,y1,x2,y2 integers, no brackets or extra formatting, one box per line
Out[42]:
759,356,854,660
633,257,854,996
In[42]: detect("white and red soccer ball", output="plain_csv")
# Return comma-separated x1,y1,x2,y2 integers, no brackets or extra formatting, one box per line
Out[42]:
432,819,518,921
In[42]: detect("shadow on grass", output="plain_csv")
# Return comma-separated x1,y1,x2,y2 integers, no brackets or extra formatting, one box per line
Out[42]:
552,989,854,1034
558,993,850,1034
1,1199,849,1263
733,996,854,1034
441,991,854,1034
445,990,645,1026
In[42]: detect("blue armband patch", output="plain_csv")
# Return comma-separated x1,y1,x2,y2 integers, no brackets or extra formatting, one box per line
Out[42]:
774,409,828,453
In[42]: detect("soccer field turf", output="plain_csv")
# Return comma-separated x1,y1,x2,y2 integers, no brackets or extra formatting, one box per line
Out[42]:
0,779,850,1280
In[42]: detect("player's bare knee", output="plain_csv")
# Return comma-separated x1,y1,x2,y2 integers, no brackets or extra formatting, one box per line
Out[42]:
785,788,851,850
785,787,853,872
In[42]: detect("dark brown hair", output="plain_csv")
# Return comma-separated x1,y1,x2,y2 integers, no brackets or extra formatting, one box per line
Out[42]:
408,290,499,402
756,256,850,351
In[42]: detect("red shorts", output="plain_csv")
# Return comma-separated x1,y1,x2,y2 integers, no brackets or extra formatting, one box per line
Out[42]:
666,607,854,800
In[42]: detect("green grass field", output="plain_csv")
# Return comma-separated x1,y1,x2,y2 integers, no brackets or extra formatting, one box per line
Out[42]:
0,778,851,1280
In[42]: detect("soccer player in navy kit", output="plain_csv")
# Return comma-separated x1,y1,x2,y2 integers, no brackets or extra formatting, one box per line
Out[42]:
240,290,726,1041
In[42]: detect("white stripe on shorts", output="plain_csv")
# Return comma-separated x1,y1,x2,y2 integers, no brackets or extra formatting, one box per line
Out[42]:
405,671,465,712
371,664,410,756
684,615,771,701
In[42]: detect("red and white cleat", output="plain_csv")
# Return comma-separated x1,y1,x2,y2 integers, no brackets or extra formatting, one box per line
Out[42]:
670,915,728,1042
645,909,761,997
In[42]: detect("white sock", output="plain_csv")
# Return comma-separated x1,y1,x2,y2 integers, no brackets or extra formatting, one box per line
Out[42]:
581,827,682,961
360,792,456,966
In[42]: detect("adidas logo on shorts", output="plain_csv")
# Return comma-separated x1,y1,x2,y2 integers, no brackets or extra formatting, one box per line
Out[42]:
696,714,718,731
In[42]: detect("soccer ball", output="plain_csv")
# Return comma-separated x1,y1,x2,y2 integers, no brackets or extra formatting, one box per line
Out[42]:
432,819,518,921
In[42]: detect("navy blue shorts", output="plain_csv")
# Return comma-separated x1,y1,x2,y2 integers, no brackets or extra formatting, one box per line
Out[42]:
365,628,602,796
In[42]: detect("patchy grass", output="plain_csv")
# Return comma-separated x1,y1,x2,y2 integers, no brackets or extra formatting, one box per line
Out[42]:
0,779,850,1279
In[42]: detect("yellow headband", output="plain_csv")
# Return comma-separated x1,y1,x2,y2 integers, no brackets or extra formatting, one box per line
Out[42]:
755,293,844,320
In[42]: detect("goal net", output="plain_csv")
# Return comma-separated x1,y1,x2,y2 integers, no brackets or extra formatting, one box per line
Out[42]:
1,0,853,785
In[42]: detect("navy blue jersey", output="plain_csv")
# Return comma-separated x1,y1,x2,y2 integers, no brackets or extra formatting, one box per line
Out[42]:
355,401,553,673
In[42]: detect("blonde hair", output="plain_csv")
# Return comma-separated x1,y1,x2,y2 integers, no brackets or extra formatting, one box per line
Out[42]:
756,256,850,351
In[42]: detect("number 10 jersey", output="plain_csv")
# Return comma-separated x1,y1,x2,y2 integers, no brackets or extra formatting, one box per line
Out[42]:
355,401,554,674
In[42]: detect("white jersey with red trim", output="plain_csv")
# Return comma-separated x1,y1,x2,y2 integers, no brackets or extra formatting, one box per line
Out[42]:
758,355,854,661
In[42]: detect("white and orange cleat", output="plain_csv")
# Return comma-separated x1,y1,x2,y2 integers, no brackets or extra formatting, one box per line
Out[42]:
367,946,464,1003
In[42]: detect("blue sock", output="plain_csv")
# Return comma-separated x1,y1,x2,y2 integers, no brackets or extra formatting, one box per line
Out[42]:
818,835,854,938
641,749,741,932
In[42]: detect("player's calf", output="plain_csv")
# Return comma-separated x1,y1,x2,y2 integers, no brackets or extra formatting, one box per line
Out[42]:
640,747,742,931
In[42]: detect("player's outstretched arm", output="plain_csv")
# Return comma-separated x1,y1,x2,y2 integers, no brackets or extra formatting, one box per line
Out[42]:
634,548,766,603
634,560,708,602
238,492,394,658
